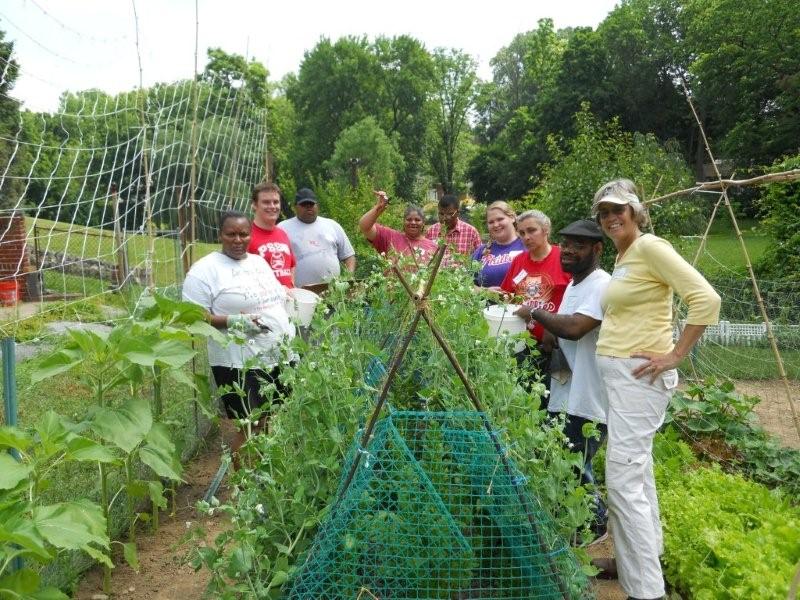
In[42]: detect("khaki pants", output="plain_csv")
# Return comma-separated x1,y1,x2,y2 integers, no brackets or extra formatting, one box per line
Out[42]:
596,355,677,599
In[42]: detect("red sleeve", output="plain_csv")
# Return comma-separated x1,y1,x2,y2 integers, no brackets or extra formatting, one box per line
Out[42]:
371,224,392,254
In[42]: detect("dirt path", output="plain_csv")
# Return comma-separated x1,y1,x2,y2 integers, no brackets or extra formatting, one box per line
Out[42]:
734,379,800,448
74,429,229,600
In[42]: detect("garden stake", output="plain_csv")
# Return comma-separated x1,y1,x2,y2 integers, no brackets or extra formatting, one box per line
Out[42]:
392,266,570,600
333,243,447,508
680,77,800,444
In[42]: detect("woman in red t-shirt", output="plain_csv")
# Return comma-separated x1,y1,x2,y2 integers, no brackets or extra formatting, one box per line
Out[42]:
500,210,570,400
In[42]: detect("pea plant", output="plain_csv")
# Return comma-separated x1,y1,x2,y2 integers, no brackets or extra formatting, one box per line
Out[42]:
191,265,594,597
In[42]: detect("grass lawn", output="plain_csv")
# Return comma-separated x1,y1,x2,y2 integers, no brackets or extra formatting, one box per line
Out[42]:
668,218,772,277
682,344,800,380
28,217,217,288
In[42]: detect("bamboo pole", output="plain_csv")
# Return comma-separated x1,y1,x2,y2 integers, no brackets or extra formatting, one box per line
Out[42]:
680,79,800,443
111,182,129,288
131,0,155,290
187,0,199,265
645,169,800,205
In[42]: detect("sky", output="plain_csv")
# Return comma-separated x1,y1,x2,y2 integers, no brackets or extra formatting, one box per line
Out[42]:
2,0,620,113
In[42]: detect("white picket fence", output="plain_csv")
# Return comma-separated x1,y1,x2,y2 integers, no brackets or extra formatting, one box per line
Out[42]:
676,320,800,346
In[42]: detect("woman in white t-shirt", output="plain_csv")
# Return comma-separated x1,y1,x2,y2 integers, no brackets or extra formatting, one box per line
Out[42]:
183,210,296,460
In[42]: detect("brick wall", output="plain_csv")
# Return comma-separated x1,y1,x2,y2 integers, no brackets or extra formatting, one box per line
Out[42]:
0,213,31,301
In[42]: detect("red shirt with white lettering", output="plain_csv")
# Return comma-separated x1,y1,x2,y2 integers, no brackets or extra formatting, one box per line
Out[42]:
500,245,571,341
248,223,295,287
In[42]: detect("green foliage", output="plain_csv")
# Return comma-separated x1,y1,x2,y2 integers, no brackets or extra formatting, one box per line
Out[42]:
668,378,800,499
684,0,800,165
524,107,698,235
324,116,405,193
0,413,111,599
659,465,800,599
191,267,594,597
755,154,800,282
426,48,478,194
287,35,436,199
26,295,215,593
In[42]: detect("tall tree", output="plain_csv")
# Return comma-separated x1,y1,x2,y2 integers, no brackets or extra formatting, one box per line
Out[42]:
0,28,26,209
373,35,436,195
286,37,381,184
427,48,477,193
684,0,800,165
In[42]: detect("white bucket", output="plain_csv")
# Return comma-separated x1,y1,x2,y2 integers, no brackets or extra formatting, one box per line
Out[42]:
483,304,528,352
285,288,320,326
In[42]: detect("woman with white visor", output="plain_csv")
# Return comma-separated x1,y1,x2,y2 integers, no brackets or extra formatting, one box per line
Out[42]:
591,179,720,600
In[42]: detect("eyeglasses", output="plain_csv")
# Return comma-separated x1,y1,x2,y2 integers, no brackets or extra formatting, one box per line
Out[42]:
438,210,458,218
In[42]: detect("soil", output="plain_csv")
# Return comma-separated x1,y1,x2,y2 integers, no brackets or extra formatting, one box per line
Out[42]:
733,379,800,449
73,426,231,600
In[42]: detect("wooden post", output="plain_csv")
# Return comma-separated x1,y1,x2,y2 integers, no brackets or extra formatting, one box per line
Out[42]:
177,186,190,279
681,78,800,443
111,183,128,289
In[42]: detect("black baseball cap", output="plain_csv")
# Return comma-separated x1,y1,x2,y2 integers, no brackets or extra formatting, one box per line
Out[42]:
295,188,318,204
558,219,603,240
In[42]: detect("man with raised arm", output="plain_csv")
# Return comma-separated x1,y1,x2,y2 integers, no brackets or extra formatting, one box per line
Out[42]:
515,219,611,541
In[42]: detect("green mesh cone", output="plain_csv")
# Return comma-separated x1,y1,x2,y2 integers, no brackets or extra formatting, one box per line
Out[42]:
287,411,593,599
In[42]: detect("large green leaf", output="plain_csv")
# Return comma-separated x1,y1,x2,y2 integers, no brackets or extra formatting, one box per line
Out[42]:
32,499,108,553
0,454,32,490
67,327,109,351
35,412,74,458
0,568,40,595
30,348,83,383
147,480,167,510
65,437,118,464
152,339,196,369
30,588,70,600
0,426,31,452
116,333,159,367
91,398,152,454
187,320,228,345
122,541,140,572
139,423,183,481
0,516,52,560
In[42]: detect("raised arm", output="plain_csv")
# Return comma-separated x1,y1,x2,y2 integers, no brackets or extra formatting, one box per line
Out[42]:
359,191,390,242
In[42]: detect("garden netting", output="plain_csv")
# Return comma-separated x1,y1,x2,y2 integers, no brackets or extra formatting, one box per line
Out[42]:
287,410,592,599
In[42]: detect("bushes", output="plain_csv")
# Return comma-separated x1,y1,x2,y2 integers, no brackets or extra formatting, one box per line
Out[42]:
524,106,700,236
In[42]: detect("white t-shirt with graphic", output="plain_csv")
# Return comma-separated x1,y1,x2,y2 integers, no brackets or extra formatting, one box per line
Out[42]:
278,216,355,287
182,252,295,368
548,268,611,423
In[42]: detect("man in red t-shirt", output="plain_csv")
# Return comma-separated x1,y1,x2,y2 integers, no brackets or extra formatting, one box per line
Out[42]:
247,182,295,287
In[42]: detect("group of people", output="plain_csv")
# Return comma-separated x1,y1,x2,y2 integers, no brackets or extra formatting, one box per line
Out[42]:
182,179,720,600
357,181,720,600
182,182,356,457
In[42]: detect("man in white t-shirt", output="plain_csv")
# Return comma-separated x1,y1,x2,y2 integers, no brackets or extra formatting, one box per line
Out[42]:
278,188,356,288
519,219,611,541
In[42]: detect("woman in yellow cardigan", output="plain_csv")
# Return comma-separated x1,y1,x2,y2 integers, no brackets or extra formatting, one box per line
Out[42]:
591,179,721,600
